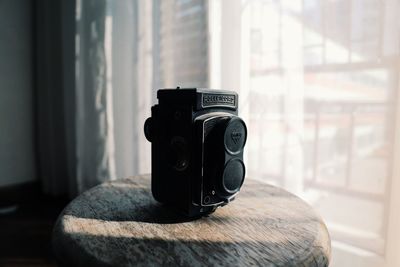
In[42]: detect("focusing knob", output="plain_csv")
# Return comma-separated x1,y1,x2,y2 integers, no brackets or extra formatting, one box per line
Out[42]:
144,117,153,142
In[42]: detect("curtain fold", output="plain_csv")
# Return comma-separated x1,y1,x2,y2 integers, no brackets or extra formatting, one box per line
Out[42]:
75,0,116,193
37,0,152,196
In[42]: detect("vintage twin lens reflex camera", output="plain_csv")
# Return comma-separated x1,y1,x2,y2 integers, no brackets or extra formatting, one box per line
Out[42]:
144,88,247,217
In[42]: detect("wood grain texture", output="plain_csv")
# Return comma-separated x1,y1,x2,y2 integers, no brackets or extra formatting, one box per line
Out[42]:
53,175,331,267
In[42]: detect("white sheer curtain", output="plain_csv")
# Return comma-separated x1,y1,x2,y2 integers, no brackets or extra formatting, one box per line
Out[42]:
73,0,400,266
75,0,117,193
74,0,210,188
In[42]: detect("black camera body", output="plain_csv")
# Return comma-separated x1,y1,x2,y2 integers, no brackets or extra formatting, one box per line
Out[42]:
144,88,247,217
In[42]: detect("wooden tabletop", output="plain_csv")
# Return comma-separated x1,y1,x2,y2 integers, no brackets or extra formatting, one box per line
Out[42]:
53,175,331,267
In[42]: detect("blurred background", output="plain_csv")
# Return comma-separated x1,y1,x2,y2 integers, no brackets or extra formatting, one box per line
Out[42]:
1,0,400,266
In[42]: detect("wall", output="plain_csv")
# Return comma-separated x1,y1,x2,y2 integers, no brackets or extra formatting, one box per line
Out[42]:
0,0,36,187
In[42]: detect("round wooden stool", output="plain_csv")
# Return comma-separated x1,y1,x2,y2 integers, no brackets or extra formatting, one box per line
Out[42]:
53,175,331,266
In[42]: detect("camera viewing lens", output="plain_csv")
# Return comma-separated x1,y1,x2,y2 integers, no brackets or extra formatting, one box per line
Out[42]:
222,159,245,194
224,117,247,155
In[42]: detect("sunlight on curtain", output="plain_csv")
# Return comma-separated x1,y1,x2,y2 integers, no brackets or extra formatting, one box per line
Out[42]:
111,0,210,179
75,0,117,193
74,0,209,187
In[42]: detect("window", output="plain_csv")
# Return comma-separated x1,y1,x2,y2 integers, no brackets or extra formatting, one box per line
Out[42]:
207,0,400,265
153,0,209,89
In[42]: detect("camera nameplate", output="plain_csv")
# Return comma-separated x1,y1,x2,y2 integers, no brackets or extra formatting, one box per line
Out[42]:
202,93,236,109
